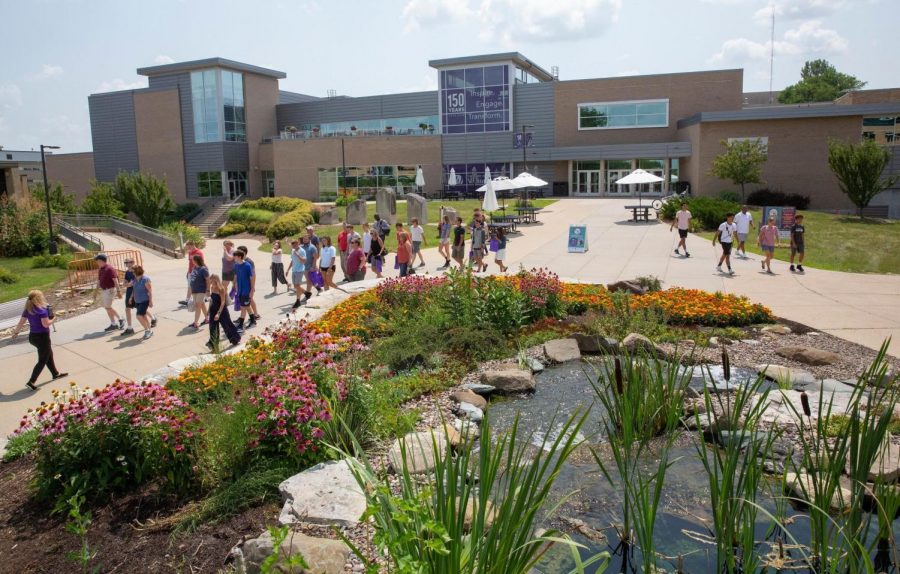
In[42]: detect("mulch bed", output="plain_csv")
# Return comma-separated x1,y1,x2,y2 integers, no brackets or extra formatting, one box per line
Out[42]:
0,456,276,574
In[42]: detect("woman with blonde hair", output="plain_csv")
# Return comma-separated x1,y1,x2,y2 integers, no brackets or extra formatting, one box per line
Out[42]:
206,273,241,350
11,290,67,391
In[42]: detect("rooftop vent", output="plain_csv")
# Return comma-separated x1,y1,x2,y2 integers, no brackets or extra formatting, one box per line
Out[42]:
551,65,559,80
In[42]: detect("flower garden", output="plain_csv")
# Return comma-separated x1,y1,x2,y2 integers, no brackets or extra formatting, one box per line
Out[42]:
2,268,830,573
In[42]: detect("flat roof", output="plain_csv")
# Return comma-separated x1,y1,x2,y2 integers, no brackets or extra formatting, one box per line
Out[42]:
137,58,286,79
678,102,900,128
428,52,554,82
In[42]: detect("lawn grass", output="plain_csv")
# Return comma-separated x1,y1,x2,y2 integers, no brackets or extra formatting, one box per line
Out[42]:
259,198,558,253
693,209,900,274
0,257,68,303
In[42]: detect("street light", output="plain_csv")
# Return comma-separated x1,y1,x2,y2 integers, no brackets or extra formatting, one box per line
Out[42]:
520,124,534,172
40,144,60,255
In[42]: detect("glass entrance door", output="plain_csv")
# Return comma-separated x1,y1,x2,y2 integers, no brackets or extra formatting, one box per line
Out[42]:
575,171,601,195
606,170,631,195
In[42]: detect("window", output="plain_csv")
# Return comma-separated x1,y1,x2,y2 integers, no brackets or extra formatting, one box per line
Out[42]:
262,170,275,197
222,71,246,142
440,65,511,134
291,115,438,138
191,69,245,143
861,116,899,146
317,164,431,200
578,99,668,130
444,163,511,195
197,171,223,197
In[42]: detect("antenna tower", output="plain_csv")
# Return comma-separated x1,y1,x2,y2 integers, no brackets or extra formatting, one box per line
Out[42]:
769,3,775,104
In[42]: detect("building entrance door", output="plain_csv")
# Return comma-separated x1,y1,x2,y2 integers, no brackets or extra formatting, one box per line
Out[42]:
574,170,601,196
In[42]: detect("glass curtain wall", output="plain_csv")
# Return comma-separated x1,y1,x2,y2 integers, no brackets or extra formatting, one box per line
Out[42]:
440,65,511,134
190,69,246,143
317,165,420,200
222,71,246,142
291,115,438,138
197,171,223,197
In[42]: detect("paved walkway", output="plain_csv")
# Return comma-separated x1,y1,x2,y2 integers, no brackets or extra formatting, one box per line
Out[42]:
1,198,898,435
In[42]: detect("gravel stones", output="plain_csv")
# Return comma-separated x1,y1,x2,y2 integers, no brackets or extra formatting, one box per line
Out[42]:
388,430,449,474
278,460,366,527
480,369,536,393
450,389,487,410
235,530,349,574
756,364,817,387
775,346,842,366
543,339,582,363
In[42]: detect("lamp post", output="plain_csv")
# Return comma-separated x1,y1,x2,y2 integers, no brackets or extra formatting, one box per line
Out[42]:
40,144,60,255
520,124,534,172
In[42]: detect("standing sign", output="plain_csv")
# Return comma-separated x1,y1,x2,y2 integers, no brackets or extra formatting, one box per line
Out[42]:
764,206,796,240
568,225,588,253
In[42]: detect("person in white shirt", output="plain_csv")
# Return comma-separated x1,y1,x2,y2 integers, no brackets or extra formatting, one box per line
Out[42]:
713,213,738,275
409,218,427,268
362,222,372,257
669,202,693,257
733,205,755,258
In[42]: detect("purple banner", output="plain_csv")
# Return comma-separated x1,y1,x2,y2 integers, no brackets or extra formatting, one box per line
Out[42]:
440,65,510,134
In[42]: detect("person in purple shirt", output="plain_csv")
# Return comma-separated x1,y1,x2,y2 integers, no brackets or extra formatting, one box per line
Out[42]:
11,290,68,391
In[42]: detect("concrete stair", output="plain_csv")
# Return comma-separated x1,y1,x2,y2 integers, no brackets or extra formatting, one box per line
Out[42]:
195,195,244,237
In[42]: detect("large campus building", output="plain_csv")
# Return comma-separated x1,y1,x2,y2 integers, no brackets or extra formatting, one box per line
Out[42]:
46,53,900,216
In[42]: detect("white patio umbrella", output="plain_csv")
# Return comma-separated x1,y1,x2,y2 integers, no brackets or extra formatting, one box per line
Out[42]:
614,168,664,206
448,167,459,186
415,166,425,193
511,171,548,203
476,176,518,210
481,167,499,212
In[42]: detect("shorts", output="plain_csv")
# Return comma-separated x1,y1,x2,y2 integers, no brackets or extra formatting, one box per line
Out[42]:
678,229,688,239
452,245,464,259
192,293,206,307
761,245,775,254
494,248,506,261
412,241,421,254
440,237,450,245
737,233,748,243
321,264,336,273
792,244,805,255
100,288,116,308
135,301,150,316
125,288,135,309
222,270,235,282
239,294,251,308
292,271,305,285
720,242,733,255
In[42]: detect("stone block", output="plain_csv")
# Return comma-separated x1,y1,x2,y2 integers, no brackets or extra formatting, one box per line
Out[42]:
375,188,397,224
277,459,366,527
450,389,487,410
406,193,428,225
775,346,841,366
543,338,582,363
345,199,367,225
318,207,339,225
756,364,817,387
235,530,349,574
481,369,535,393
387,430,449,474
572,333,618,354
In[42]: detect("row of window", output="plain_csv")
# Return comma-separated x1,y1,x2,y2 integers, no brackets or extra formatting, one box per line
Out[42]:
571,159,678,194
317,165,422,198
286,115,439,138
196,171,247,198
190,69,246,144
862,116,899,146
578,99,669,130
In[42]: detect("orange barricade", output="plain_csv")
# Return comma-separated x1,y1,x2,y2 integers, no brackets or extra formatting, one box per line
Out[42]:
67,250,143,292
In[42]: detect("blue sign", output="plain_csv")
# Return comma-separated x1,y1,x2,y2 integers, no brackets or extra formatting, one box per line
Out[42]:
568,225,588,253
513,132,534,149
440,65,510,134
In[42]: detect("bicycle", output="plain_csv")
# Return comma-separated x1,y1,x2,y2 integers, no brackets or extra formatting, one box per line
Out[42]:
651,189,691,211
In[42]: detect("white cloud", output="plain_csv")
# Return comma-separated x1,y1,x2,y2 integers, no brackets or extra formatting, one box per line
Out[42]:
710,19,846,62
95,78,148,92
30,64,64,81
754,0,849,21
783,19,847,52
402,0,622,43
153,55,175,65
40,114,85,141
0,84,23,109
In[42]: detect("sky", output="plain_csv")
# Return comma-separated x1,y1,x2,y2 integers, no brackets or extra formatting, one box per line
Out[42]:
1,0,897,153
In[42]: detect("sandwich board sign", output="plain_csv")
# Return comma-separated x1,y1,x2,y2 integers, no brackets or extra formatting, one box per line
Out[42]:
568,224,588,253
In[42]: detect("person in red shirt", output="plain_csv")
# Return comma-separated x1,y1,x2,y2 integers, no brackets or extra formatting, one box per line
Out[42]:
337,224,350,278
180,240,204,306
94,253,124,331
396,231,412,277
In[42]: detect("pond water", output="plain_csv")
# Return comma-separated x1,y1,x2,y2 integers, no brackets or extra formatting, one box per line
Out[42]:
486,362,899,573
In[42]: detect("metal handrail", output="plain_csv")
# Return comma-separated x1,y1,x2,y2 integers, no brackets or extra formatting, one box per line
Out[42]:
55,215,179,257
56,219,104,252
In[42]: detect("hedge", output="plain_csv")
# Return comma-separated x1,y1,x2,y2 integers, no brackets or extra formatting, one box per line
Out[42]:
659,196,741,230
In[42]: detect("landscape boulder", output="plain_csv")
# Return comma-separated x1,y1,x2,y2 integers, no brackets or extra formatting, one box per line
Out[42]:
481,369,536,394
867,441,899,483
461,383,495,396
785,472,852,512
387,430,449,474
756,364,817,387
761,324,792,335
278,459,366,527
234,530,349,574
456,402,484,422
345,199,367,225
775,346,841,366
375,188,398,224
406,193,428,225
621,333,663,356
318,206,339,225
450,389,487,410
543,338,582,363
606,280,646,296
572,333,618,354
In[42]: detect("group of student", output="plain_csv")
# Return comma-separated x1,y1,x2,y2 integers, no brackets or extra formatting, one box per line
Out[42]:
439,209,509,273
670,203,806,275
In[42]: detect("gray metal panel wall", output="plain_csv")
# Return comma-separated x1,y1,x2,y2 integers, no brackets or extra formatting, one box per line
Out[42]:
276,91,438,130
89,91,139,181
441,82,555,165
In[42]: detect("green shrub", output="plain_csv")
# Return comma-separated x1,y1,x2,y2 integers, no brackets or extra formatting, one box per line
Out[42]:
2,429,37,461
0,197,50,256
719,189,742,203
165,202,201,223
746,188,811,210
0,265,16,284
242,197,311,213
79,181,125,217
31,253,71,269
227,207,277,224
267,208,314,241
159,221,206,249
635,275,662,292
215,222,247,237
335,194,355,207
659,196,740,230
114,171,174,228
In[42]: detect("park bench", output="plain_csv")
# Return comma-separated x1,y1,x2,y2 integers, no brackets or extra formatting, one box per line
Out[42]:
0,297,26,331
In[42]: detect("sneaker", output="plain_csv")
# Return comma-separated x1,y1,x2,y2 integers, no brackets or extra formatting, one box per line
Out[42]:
178,299,188,306
205,341,214,350
104,324,118,332
304,292,312,301
143,330,153,340
51,372,69,381
190,323,200,329
766,269,774,275
789,265,796,272
728,268,735,275
797,265,804,272
150,317,157,328
200,318,209,326
685,252,690,258
247,319,257,329
118,319,125,329
122,327,135,336
418,262,425,268
315,287,322,295
234,317,244,328
292,300,302,309
674,248,680,255
716,265,723,273
26,381,37,391
251,313,261,321
761,261,766,270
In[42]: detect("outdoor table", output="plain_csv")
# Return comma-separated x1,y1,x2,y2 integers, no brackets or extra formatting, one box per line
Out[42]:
490,214,518,232
624,205,652,222
514,206,540,223
488,222,515,235
443,189,462,201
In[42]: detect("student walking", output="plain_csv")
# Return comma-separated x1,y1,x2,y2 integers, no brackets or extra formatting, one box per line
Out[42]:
180,240,203,306
410,218,427,267
270,240,288,294
11,290,68,391
713,213,738,275
670,202,693,257
396,231,412,277
94,253,124,331
368,229,386,279
130,265,155,340
233,249,256,329
452,217,466,270
471,220,487,272
206,274,240,350
319,236,339,289
122,258,155,334
790,214,806,273
361,223,372,259
758,215,779,274
236,246,260,323
286,238,307,309
438,215,452,268
221,241,236,297
493,226,508,272
373,214,391,241
734,205,755,258
346,237,367,281
188,254,210,329
301,235,320,299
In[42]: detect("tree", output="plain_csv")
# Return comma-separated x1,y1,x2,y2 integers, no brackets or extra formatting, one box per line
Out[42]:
114,171,174,228
827,139,899,216
709,139,768,200
778,59,866,104
30,182,76,214
80,181,125,217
